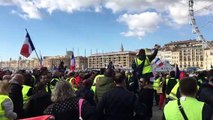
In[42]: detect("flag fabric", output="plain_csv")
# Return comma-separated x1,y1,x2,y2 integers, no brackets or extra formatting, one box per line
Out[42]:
174,64,180,79
40,54,44,67
20,32,35,58
154,58,163,67
70,52,76,71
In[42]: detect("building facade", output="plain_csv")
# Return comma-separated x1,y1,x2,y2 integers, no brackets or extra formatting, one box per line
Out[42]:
158,40,213,70
88,51,136,69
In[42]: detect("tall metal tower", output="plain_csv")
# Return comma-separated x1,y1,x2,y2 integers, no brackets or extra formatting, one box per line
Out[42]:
189,0,209,48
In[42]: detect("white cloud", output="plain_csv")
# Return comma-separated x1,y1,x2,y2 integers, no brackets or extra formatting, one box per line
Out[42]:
0,0,41,19
0,0,213,38
118,12,163,38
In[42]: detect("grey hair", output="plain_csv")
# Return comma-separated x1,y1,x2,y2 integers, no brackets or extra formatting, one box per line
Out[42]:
51,80,74,102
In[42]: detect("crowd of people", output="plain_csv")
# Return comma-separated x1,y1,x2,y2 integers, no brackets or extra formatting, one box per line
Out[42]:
0,45,213,120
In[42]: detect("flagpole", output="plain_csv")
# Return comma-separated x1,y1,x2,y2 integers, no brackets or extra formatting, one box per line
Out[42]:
25,29,41,65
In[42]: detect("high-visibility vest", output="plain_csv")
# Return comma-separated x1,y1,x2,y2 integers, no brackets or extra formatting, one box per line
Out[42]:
164,97,204,120
165,78,178,98
66,77,75,84
153,78,161,90
169,82,179,100
169,82,200,100
22,85,32,104
135,57,152,75
91,75,104,93
50,78,60,92
31,75,36,85
198,79,203,86
0,95,12,120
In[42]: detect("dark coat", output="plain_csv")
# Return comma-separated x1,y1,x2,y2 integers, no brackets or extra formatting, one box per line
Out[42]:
9,83,24,119
24,90,52,117
139,86,154,119
95,76,115,102
44,97,95,120
97,86,137,120
76,87,96,106
198,83,213,107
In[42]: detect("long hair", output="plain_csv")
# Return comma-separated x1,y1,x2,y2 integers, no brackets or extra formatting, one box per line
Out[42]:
51,80,74,102
0,81,9,95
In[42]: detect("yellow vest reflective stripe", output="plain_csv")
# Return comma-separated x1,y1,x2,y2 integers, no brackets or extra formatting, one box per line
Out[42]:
0,95,12,120
169,82,200,100
91,75,104,93
165,78,178,98
66,77,75,84
153,78,161,90
50,78,60,92
164,97,204,120
135,57,152,74
198,79,203,85
22,85,31,104
169,82,179,100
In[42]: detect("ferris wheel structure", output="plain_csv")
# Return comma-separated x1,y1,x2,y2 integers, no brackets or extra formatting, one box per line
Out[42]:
188,0,212,49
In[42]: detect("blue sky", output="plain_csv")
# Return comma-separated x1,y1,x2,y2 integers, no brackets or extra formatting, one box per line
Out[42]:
0,0,213,60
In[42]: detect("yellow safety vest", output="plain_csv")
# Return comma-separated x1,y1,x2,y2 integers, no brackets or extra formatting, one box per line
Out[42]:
165,78,178,98
135,57,152,75
153,78,161,90
91,75,104,93
169,82,200,100
164,97,204,120
169,82,179,100
0,95,12,120
31,75,36,85
22,85,31,104
50,78,60,92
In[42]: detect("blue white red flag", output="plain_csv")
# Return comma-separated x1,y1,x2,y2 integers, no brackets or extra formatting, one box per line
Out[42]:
154,58,163,67
20,32,35,58
70,51,75,71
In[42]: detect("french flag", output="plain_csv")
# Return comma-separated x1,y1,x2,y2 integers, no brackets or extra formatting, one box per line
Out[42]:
154,58,163,67
70,52,76,71
20,32,35,58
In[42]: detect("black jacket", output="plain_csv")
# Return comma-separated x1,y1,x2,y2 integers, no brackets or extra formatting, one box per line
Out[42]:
97,86,137,120
76,87,96,106
24,90,52,117
9,83,24,119
139,86,154,119
44,97,95,120
198,83,213,107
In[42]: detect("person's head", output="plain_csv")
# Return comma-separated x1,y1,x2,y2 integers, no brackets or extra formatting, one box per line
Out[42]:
104,68,115,77
137,49,146,56
11,74,24,85
40,74,49,84
0,81,10,95
114,72,125,86
51,80,74,102
33,82,46,93
82,79,92,89
179,77,197,97
207,69,213,84
169,71,175,78
2,75,12,82
23,73,33,86
139,77,150,88
52,70,60,78
67,72,75,78
100,68,106,75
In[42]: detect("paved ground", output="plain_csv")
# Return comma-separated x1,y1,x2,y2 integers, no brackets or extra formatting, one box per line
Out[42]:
152,106,163,120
